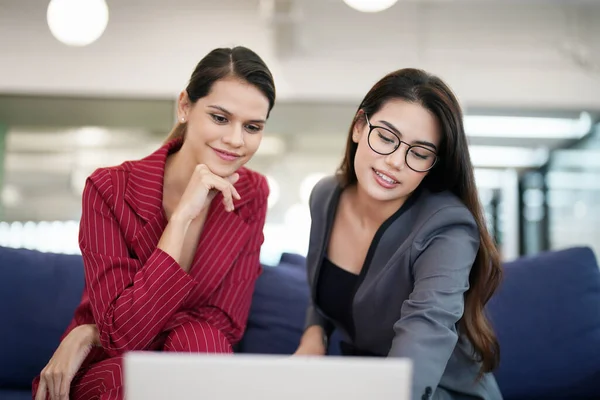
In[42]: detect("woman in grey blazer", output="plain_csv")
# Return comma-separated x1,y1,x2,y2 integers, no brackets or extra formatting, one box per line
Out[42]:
294,68,504,400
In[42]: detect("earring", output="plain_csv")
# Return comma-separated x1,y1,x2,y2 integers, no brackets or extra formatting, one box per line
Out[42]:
180,117,185,123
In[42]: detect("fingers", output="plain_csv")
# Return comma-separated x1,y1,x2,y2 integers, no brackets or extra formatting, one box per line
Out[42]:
53,374,62,400
42,369,56,400
225,172,240,186
59,374,71,400
221,185,240,212
219,184,236,213
230,184,241,201
205,174,241,212
39,367,68,400
225,173,242,200
35,378,48,400
209,172,241,201
194,165,242,212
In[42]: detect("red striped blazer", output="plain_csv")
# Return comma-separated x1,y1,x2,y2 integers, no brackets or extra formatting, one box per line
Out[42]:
63,139,269,359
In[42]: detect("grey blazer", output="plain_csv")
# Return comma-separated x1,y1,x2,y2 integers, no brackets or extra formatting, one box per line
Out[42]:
304,176,503,400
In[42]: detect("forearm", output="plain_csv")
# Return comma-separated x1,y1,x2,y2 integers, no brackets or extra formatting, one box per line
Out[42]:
93,214,200,353
301,325,325,344
90,248,197,356
157,213,191,271
298,325,327,354
388,324,458,398
66,324,100,348
83,324,100,346
80,173,199,355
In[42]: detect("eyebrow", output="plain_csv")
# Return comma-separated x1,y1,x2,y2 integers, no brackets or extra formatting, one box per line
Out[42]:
208,105,266,124
379,119,438,151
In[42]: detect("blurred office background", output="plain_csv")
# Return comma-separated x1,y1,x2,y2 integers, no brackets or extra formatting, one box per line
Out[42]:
0,0,599,265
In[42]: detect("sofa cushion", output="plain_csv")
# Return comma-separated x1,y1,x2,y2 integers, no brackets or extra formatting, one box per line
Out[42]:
487,246,600,399
0,246,84,388
237,262,310,354
278,252,307,268
0,389,32,400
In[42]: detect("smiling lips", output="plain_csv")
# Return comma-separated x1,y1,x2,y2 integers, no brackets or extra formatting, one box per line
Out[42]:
372,168,400,189
212,147,241,161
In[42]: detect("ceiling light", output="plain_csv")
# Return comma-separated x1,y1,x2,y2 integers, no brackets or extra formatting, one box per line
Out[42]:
47,0,109,46
1,185,22,208
343,0,398,13
464,112,592,139
74,127,110,147
469,146,549,168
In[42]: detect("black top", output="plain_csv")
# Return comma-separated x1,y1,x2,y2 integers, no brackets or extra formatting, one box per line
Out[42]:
316,257,358,336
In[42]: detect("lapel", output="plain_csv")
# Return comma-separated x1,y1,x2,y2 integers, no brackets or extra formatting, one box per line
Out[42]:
307,177,342,301
126,139,179,262
353,187,424,298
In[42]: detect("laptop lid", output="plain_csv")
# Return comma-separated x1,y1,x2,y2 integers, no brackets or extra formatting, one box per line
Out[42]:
124,352,412,400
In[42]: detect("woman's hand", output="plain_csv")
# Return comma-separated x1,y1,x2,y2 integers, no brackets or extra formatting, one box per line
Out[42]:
35,324,99,400
173,164,241,222
158,164,241,271
293,342,327,356
293,325,327,356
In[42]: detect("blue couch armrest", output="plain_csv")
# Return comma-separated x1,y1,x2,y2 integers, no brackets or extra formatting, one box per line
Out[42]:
487,247,600,399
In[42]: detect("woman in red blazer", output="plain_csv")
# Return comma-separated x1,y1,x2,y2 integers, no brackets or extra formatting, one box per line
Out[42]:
33,46,276,400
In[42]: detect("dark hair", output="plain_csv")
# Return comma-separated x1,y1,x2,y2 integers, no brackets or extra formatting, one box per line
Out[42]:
339,68,502,375
166,46,276,142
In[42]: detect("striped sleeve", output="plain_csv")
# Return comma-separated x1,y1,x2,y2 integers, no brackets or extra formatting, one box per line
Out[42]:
168,174,269,352
79,173,196,356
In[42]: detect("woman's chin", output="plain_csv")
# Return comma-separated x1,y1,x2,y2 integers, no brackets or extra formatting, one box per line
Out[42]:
205,161,243,179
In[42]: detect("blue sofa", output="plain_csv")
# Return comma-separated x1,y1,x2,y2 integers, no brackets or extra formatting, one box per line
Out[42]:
1,245,600,400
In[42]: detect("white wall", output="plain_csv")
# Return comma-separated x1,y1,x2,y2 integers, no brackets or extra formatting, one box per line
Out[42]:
1,0,600,109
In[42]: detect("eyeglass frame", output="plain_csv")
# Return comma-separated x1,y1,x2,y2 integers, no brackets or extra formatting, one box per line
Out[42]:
364,114,439,173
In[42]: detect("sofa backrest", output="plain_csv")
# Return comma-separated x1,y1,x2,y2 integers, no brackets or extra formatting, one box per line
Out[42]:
2,244,600,399
487,246,600,399
236,261,310,354
0,246,85,388
242,246,600,398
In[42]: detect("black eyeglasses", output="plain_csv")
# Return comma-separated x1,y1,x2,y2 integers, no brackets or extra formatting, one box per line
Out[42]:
365,114,438,173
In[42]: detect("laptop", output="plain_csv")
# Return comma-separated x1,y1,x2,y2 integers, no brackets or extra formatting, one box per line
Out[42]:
124,352,412,400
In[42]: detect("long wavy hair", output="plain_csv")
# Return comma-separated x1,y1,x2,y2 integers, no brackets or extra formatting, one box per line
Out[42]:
338,68,502,374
